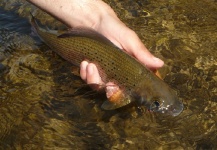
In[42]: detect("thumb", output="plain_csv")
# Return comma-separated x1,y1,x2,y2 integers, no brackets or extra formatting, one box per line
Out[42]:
118,27,164,70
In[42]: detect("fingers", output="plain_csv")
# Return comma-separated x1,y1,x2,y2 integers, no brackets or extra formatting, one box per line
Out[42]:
98,14,164,71
80,61,104,86
80,62,120,98
80,61,88,81
119,27,164,70
86,63,102,85
105,82,119,99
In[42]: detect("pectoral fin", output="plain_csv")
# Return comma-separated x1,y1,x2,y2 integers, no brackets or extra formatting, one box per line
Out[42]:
101,90,132,110
101,98,132,110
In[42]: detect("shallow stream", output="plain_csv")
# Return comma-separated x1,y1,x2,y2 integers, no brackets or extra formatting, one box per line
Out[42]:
0,0,217,149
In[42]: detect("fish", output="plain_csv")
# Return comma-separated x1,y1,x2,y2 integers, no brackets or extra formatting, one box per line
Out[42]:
30,15,183,116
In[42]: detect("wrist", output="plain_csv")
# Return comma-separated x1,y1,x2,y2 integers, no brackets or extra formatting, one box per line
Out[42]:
27,0,109,29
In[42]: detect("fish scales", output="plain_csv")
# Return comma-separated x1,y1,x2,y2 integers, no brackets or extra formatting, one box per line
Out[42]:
37,29,149,90
31,16,183,115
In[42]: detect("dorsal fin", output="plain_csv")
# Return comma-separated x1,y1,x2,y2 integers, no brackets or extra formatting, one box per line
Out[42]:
58,28,117,47
30,13,116,48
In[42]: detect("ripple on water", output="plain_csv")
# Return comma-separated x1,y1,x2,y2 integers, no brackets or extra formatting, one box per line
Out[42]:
0,0,217,149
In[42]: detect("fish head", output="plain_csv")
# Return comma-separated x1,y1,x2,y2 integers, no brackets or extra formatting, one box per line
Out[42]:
147,94,183,117
133,78,183,116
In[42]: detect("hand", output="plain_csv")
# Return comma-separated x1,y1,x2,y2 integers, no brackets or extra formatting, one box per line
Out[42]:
78,1,164,91
27,0,164,96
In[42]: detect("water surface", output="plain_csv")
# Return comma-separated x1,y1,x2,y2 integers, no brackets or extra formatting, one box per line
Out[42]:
0,0,217,149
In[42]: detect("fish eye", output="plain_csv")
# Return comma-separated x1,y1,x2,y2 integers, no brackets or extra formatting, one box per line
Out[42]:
149,98,162,112
153,101,160,107
150,101,160,109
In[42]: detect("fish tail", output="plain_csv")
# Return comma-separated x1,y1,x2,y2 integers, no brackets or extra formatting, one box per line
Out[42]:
29,12,40,35
30,12,36,27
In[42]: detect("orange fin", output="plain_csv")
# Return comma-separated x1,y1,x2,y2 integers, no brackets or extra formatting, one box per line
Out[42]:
101,90,132,110
101,96,132,110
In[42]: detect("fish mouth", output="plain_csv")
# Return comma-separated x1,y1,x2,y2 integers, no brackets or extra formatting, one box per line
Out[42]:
150,100,184,116
166,102,184,116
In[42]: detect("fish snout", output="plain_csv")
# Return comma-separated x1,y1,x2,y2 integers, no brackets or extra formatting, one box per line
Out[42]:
150,99,184,116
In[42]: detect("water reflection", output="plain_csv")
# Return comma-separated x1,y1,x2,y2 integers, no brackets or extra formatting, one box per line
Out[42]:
0,0,217,149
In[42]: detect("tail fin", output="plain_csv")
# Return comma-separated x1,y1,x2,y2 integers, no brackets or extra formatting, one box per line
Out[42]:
30,12,39,33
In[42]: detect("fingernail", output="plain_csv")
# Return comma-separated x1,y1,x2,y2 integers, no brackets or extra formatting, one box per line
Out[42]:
153,57,164,65
88,65,94,75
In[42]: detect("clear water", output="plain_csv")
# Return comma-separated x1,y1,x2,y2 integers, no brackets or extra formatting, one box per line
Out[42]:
0,0,217,149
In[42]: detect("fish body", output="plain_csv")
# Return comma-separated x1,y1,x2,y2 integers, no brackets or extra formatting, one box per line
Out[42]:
31,16,183,116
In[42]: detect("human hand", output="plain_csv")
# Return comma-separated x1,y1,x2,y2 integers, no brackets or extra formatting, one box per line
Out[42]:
78,1,164,92
27,0,164,96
